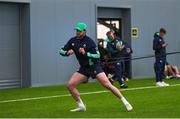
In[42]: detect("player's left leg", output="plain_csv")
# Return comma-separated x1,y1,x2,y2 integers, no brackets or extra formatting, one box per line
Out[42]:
96,72,133,111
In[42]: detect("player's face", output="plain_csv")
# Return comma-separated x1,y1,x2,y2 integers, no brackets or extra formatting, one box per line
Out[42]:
76,30,85,39
107,32,115,40
159,32,165,38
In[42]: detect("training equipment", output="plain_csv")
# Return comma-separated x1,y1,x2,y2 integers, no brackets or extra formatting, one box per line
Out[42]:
116,41,124,51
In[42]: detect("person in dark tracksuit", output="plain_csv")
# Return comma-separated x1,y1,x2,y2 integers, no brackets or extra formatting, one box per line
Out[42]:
59,22,133,112
121,41,133,81
106,31,128,88
153,28,169,87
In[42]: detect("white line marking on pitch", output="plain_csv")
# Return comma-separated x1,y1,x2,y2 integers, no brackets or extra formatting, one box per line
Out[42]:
0,83,180,104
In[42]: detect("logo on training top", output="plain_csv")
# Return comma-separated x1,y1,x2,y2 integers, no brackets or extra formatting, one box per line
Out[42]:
117,62,120,65
83,44,86,48
72,43,75,46
159,39,162,42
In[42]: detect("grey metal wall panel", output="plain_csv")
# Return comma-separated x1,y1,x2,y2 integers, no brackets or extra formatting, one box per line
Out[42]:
30,0,93,86
98,7,123,18
175,0,180,68
130,0,177,78
0,3,21,88
0,0,30,3
20,4,31,87
29,0,180,86
30,0,56,86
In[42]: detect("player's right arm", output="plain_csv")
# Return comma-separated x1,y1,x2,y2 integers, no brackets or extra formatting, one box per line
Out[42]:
153,38,166,51
59,40,73,56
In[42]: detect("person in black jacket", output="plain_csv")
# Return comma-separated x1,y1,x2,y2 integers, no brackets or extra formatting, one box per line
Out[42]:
153,28,169,87
121,41,133,81
59,22,133,112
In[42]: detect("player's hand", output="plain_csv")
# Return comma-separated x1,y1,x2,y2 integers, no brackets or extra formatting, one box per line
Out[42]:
162,43,168,48
79,48,86,55
126,48,131,53
67,49,74,55
117,44,125,51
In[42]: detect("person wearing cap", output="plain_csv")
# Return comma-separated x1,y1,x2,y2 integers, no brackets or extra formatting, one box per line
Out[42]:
59,22,133,112
153,28,169,87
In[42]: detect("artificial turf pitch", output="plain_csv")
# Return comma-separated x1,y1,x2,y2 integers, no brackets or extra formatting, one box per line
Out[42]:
0,78,180,118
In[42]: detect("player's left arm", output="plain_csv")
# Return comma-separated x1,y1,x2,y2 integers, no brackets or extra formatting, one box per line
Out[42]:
79,40,100,59
86,48,100,59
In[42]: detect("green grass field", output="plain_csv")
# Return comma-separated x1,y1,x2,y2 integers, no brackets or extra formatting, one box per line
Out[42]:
0,78,180,118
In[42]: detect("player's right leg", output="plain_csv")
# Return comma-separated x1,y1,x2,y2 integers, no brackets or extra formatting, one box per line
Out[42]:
66,72,88,112
172,66,180,78
96,72,133,111
154,62,165,87
114,61,128,88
